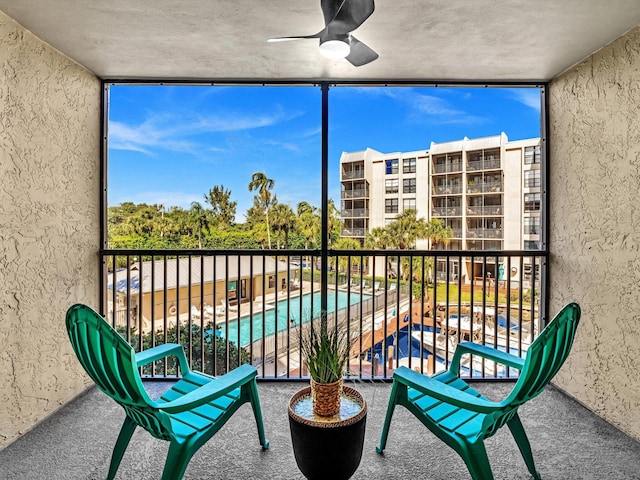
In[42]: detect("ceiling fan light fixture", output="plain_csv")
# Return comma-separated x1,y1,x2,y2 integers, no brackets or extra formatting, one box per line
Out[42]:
319,34,350,59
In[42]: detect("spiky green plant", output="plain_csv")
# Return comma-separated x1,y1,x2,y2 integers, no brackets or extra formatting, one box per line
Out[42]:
300,323,352,384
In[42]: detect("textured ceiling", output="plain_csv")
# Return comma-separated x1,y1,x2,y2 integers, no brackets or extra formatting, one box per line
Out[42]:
1,1,640,82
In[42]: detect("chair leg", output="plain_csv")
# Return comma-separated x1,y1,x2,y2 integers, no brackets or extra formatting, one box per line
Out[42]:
461,440,494,480
507,414,542,480
248,380,269,449
376,381,400,454
161,440,194,480
107,416,137,480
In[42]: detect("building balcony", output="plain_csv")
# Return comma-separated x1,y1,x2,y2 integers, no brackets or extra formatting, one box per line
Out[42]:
467,228,503,238
467,181,503,194
467,158,502,171
341,189,369,199
467,205,504,216
341,227,368,237
432,162,463,174
433,184,463,195
341,208,369,218
432,206,462,216
342,169,366,180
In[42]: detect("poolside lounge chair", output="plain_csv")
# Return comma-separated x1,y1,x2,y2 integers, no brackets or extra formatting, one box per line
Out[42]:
216,299,238,315
190,304,201,319
377,302,581,480
65,304,269,480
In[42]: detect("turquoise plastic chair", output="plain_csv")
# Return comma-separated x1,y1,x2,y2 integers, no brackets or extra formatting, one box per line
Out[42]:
377,302,581,480
66,304,269,480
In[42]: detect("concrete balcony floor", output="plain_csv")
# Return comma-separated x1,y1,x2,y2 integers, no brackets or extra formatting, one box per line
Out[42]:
1,381,638,479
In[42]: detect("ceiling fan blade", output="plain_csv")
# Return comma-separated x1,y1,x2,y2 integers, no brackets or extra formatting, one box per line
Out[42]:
267,34,321,43
345,36,378,66
323,0,375,35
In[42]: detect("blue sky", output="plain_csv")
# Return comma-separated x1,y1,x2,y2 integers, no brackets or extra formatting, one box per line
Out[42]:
107,85,541,218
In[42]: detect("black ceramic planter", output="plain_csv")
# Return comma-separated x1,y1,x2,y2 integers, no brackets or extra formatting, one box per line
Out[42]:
288,386,367,480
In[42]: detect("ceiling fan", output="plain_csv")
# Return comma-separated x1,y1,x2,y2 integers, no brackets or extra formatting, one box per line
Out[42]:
268,0,378,67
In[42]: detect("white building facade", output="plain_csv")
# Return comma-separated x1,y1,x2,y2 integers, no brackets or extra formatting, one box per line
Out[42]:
340,133,542,280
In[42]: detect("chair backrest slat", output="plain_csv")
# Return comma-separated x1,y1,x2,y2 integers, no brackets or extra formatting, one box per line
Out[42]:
66,304,151,408
506,302,581,407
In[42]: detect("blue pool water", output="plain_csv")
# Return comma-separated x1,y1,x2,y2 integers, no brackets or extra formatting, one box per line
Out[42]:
217,291,370,347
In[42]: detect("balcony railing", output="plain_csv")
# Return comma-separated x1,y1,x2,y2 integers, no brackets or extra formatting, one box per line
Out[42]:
467,181,503,194
433,162,462,174
433,184,463,195
341,170,365,180
467,158,501,171
467,228,503,239
432,206,462,216
341,188,369,199
341,208,369,218
101,249,546,382
341,227,368,237
467,205,504,216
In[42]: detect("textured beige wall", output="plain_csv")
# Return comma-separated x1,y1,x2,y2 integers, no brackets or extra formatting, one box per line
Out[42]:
549,26,640,440
0,12,100,449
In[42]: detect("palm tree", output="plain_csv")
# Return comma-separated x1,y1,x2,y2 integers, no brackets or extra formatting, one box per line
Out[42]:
426,218,454,248
319,198,343,247
332,237,361,278
386,209,428,249
296,201,315,216
248,172,275,249
297,210,320,250
189,201,210,249
270,203,296,249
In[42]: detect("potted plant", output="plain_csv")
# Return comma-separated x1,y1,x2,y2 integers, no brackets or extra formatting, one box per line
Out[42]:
301,323,351,416
288,321,367,480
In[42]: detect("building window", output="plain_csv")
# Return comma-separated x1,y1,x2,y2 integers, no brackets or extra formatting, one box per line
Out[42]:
524,170,540,188
385,159,398,174
385,178,399,194
228,280,237,300
403,198,416,211
403,158,416,173
524,217,540,234
268,275,275,289
385,198,398,213
524,145,541,164
524,193,541,211
403,178,416,193
524,240,540,250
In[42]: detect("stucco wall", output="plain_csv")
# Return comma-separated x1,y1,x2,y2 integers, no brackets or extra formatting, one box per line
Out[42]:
0,12,100,449
549,26,640,440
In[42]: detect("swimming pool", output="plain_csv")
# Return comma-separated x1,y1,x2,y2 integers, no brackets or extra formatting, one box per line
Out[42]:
218,290,371,347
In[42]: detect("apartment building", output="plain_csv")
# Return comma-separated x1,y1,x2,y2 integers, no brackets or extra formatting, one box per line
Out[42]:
340,133,542,281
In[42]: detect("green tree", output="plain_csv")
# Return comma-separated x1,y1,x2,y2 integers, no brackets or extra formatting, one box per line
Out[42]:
296,201,315,216
118,323,249,376
386,209,428,249
189,201,211,249
204,185,237,229
426,217,454,248
271,203,296,249
364,226,392,249
248,172,276,249
332,237,361,275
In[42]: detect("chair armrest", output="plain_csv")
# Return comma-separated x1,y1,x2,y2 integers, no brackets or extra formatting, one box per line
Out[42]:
135,343,190,374
157,364,258,414
450,342,525,374
393,367,502,414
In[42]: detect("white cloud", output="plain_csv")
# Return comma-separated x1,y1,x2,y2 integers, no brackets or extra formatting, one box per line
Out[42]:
508,89,541,111
409,93,486,125
109,106,300,155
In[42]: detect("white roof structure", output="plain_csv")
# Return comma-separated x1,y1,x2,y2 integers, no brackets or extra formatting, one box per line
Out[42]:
108,255,289,295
